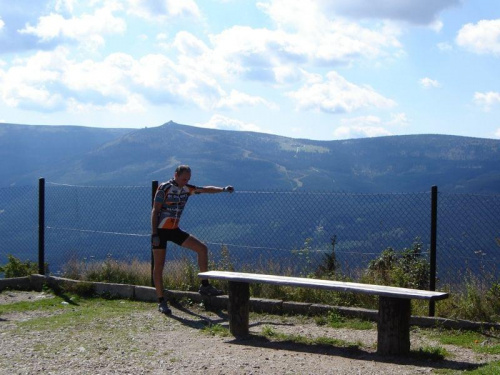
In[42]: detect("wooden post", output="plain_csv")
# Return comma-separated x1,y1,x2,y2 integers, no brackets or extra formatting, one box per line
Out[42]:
38,178,45,275
377,297,411,355
228,281,250,338
429,185,438,316
151,180,158,287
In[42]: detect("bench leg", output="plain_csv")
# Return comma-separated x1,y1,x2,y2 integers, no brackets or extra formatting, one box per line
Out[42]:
228,281,250,338
377,297,411,355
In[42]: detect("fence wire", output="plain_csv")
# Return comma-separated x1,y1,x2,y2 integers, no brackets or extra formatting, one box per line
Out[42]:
437,193,500,287
1,183,499,291
0,186,38,266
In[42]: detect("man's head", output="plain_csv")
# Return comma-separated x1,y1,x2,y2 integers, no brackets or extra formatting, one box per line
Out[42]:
174,165,191,187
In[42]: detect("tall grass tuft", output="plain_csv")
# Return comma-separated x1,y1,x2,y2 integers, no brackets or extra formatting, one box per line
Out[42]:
433,273,500,322
62,254,151,286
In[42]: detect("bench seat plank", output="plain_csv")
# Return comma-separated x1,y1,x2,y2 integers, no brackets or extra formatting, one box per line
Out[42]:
199,271,448,301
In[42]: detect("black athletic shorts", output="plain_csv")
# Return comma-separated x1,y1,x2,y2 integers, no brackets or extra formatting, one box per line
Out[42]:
154,228,190,249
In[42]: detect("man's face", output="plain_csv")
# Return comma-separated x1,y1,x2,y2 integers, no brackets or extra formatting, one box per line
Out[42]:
174,171,191,187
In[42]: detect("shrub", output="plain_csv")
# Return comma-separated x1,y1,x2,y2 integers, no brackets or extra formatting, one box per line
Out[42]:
364,240,430,289
0,254,48,278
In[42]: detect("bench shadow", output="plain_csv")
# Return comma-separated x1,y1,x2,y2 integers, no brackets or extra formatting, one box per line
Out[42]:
166,304,294,331
163,304,487,372
227,334,485,372
167,301,228,329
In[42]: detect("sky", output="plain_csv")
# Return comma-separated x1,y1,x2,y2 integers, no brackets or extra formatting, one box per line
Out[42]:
0,0,499,141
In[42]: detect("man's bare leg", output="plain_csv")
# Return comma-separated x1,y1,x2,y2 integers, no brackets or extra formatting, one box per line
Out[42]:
181,235,223,296
153,248,167,298
181,235,208,272
153,248,172,314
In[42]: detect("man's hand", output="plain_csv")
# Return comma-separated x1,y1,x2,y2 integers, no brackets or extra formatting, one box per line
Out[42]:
151,234,160,247
223,186,234,193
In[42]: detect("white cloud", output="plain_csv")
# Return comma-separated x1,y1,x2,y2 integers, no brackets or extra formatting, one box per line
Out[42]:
66,93,146,114
333,112,409,139
287,71,396,114
0,48,67,111
316,0,460,26
456,19,500,56
437,42,453,51
334,124,392,139
0,49,137,110
272,66,305,85
55,0,78,14
255,1,402,65
126,0,201,21
134,1,404,97
0,17,4,31
0,46,272,114
19,2,126,50
341,115,382,126
156,33,169,42
173,31,210,57
117,53,225,110
196,114,263,132
216,89,277,110
419,77,441,89
387,112,410,127
474,91,500,111
195,1,404,85
495,128,500,138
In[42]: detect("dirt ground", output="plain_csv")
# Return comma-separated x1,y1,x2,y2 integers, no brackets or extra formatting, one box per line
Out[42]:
1,290,498,374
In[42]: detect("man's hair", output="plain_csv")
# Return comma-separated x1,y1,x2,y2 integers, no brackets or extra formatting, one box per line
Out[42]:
175,165,191,175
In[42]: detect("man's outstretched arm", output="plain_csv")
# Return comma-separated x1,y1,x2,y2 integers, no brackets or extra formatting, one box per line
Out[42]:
196,186,234,194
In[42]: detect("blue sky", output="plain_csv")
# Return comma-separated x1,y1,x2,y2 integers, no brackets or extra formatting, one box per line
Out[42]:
0,0,499,140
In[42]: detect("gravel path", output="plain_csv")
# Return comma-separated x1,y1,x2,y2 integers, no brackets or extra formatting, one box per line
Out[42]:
1,291,498,374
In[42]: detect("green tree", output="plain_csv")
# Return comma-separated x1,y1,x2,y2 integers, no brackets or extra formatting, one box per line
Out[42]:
316,235,338,278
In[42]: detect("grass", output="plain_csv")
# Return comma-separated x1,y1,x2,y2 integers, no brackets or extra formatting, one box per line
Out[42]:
0,290,153,333
410,346,448,361
16,298,149,331
426,329,500,355
314,310,374,330
201,323,231,337
435,361,500,374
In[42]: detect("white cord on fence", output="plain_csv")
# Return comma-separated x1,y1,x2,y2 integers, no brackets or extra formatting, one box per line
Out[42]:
46,182,147,188
45,226,149,237
45,226,341,253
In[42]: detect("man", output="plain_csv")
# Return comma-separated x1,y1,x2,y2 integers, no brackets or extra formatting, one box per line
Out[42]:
151,165,234,314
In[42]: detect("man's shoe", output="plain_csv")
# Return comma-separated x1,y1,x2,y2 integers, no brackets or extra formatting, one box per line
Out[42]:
158,300,172,315
198,284,224,296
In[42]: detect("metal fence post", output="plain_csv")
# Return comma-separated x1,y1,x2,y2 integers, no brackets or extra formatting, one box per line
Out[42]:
38,178,45,275
151,180,158,287
429,185,438,316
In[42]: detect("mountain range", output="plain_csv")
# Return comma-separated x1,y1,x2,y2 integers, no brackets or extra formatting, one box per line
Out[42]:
2,121,500,193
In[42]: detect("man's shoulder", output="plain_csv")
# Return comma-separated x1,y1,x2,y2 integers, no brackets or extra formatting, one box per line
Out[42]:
158,180,175,191
185,183,200,193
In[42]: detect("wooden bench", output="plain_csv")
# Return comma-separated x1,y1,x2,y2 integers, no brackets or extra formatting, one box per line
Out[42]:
198,271,449,355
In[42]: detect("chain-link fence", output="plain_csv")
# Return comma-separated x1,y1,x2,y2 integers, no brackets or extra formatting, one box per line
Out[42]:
1,182,499,291
0,186,38,267
437,193,500,286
